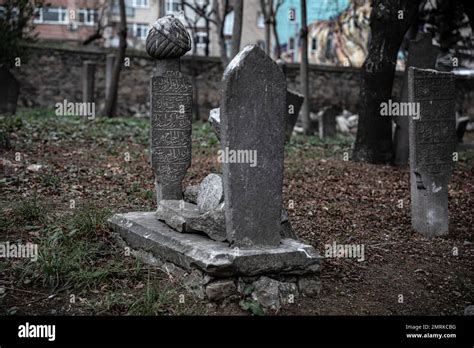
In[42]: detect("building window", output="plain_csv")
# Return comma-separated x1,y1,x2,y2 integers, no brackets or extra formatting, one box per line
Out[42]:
195,31,207,54
78,8,98,26
223,11,234,36
133,23,149,40
225,38,232,58
257,12,265,28
0,6,20,20
34,6,68,24
195,32,207,46
311,37,317,51
132,0,149,8
112,2,135,17
165,0,182,14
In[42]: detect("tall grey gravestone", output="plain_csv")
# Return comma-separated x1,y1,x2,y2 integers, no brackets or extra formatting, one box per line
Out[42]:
82,61,95,103
394,33,439,166
319,105,339,139
285,90,304,142
278,58,304,143
408,67,456,237
0,66,19,115
221,45,286,247
146,15,193,202
105,54,116,100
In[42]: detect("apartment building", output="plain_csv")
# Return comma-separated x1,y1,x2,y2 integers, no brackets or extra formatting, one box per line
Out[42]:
31,0,159,48
32,0,105,42
106,0,160,48
30,0,270,57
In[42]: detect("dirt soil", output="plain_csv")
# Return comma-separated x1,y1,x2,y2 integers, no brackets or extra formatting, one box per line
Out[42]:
1,111,473,315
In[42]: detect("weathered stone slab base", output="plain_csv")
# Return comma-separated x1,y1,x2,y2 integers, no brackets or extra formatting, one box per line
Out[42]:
110,215,321,311
108,212,321,278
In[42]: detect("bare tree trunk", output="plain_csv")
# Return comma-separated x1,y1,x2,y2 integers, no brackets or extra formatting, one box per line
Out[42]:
300,0,311,135
267,0,273,55
213,0,229,65
230,0,243,59
260,0,273,56
205,18,210,56
181,0,200,121
103,0,127,117
158,0,165,16
460,0,474,29
272,0,285,59
82,4,107,45
352,0,420,164
272,14,281,58
261,0,283,58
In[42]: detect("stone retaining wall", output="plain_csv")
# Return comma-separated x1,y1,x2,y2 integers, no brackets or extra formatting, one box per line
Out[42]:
13,43,474,119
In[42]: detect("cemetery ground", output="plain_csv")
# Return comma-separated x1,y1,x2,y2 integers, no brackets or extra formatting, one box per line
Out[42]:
1,108,473,316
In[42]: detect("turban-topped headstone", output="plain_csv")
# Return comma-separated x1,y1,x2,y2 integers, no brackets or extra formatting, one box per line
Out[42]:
146,15,191,59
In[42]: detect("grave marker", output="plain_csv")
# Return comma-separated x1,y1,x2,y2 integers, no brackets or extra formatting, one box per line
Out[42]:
105,54,116,100
319,105,339,139
0,67,19,115
147,15,193,202
82,61,95,103
394,33,439,166
286,90,304,142
220,45,286,247
408,67,456,237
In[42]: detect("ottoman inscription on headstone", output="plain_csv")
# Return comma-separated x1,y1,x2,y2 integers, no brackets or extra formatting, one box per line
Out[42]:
394,33,439,166
408,67,456,237
220,45,286,247
146,15,193,202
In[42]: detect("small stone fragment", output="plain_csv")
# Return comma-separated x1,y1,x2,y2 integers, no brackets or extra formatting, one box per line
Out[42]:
197,173,224,213
27,164,43,172
464,305,474,315
209,108,221,141
156,200,200,232
298,275,321,297
251,276,281,310
162,262,187,280
156,200,226,242
183,185,199,204
205,279,236,301
280,208,296,239
183,269,211,300
189,203,226,242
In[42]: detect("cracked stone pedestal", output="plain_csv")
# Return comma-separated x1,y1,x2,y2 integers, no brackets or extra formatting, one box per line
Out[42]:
108,212,321,310
109,212,320,277
156,200,226,242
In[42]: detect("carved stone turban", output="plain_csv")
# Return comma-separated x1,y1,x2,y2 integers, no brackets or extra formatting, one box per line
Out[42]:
146,15,192,59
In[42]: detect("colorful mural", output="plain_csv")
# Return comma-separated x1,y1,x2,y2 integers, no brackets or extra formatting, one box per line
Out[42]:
277,0,370,67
